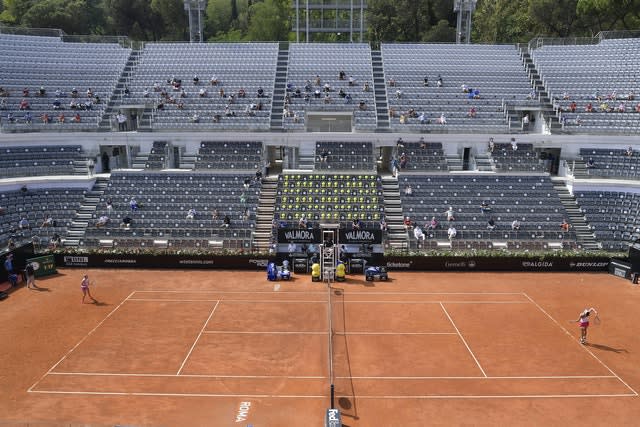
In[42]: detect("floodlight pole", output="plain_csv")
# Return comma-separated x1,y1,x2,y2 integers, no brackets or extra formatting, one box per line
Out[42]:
184,0,208,43
453,0,477,44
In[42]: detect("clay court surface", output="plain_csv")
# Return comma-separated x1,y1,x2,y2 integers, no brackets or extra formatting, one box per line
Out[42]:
1,269,640,426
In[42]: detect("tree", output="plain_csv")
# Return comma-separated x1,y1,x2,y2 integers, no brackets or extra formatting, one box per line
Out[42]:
422,19,456,42
472,0,533,43
367,0,435,43
1,0,37,24
151,0,187,40
246,0,288,41
529,0,582,38
577,0,640,33
21,0,90,34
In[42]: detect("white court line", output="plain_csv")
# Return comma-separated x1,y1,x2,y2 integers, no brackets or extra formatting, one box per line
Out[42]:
27,390,635,399
202,331,327,335
128,298,326,303
48,372,326,379
132,290,326,294
523,292,640,397
333,332,458,336
341,301,529,304
336,375,617,379
28,390,326,398
28,291,136,393
439,302,487,377
132,290,523,295
176,301,220,375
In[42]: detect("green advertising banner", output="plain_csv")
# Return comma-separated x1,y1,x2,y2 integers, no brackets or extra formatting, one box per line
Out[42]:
27,255,57,278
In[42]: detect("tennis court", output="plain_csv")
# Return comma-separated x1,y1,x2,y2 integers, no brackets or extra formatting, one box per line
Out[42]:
2,269,640,426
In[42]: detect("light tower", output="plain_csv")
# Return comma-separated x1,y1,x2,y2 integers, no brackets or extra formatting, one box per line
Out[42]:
453,0,477,44
184,0,207,43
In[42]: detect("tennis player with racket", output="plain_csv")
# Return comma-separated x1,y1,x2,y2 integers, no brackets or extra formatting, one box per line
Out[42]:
81,274,97,304
572,307,600,344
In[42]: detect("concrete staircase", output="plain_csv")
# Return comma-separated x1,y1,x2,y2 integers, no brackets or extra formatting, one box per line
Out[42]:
474,152,494,172
253,176,278,252
371,50,389,130
131,153,149,169
381,176,407,249
270,42,289,130
297,144,315,171
571,159,589,179
518,44,562,134
179,153,197,170
64,177,109,247
446,154,463,172
99,49,141,131
553,180,600,250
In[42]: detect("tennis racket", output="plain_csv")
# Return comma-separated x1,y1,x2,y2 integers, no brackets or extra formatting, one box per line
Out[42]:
90,279,97,289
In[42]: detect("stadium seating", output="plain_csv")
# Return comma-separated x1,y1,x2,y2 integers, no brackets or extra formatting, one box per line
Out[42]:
274,174,384,231
124,43,278,131
0,33,130,131
380,43,534,133
531,38,640,134
283,43,376,131
0,188,85,250
314,141,375,171
489,142,543,173
83,171,261,250
576,190,640,251
579,147,640,179
399,174,577,250
0,145,88,178
395,140,448,172
195,141,264,171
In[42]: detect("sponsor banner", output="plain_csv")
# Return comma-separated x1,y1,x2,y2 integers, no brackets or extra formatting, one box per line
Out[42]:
384,256,611,272
54,254,269,270
339,229,382,244
277,229,321,243
26,254,57,278
325,409,341,427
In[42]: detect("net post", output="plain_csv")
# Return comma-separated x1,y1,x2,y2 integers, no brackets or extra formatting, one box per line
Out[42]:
330,383,335,409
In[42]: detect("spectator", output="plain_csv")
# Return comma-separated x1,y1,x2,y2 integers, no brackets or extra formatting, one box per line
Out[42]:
436,113,447,125
585,102,593,112
19,98,30,110
418,112,428,124
298,215,308,229
444,206,455,221
129,198,138,212
40,113,51,124
192,75,199,85
352,218,361,230
96,215,110,228
120,216,132,229
618,102,626,113
488,137,495,153
395,89,402,99
427,216,439,230
511,137,518,151
403,216,413,231
209,75,219,86
379,218,388,233
4,254,16,287
255,169,263,182
388,77,396,87
436,75,443,87
143,88,150,98
219,87,225,98
522,114,530,127
423,76,429,87
239,192,247,204
72,112,81,123
106,198,113,215
447,225,457,240
480,201,492,214
222,215,231,228
19,216,30,230
57,113,65,123
586,158,595,168
413,225,425,242
348,76,355,86
635,103,640,113
512,219,521,230
461,83,469,93
404,184,413,196
199,88,208,97
7,112,15,123
49,233,61,249
527,89,536,100
186,208,197,220
569,101,577,113
487,217,496,230
468,106,477,118
257,87,264,98
363,82,370,92
23,112,32,124
625,146,634,157
41,215,55,228
561,219,571,232
191,113,200,123
339,70,346,80
117,112,127,131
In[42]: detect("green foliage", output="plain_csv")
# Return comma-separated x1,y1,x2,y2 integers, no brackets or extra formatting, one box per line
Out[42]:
472,0,533,43
246,0,288,41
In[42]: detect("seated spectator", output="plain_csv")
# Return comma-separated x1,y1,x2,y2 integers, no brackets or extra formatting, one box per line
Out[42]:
488,137,495,153
57,113,65,123
399,114,406,125
53,99,62,110
511,219,521,231
403,216,413,231
199,88,208,97
626,146,634,157
50,233,61,249
436,75,443,87
153,82,161,92
399,153,408,169
23,87,30,97
186,208,197,219
635,103,640,113
41,215,55,228
447,225,457,240
210,75,220,86
71,87,78,98
585,102,593,112
323,83,331,93
487,217,496,230
562,91,570,100
344,94,352,104
69,99,78,109
177,101,185,110
96,215,110,228
560,219,571,232
86,88,93,98
423,76,429,87
444,206,455,221
222,215,231,228
396,89,402,99
527,89,536,100
120,216,132,229
511,137,518,151
461,83,469,93
212,113,221,123
599,101,609,112
569,101,577,112
180,88,187,98
436,113,446,125
7,112,15,123
379,218,388,232
348,76,355,86
339,70,346,80
255,169,263,181
363,82,370,92
338,88,346,98
191,113,200,123
618,102,626,113
40,113,51,123
219,87,225,98
586,157,595,168
257,87,265,98
142,88,150,98
19,216,31,229
129,198,139,212
352,218,362,230
19,99,30,110
413,225,425,242
388,77,396,87
238,88,246,98
472,89,481,99
358,100,366,110
418,111,429,124
480,201,491,213
467,106,477,118
192,75,199,85
427,216,439,230
23,112,32,124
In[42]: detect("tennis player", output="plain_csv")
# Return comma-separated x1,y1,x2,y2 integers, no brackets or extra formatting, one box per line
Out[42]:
574,307,599,344
81,274,96,304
